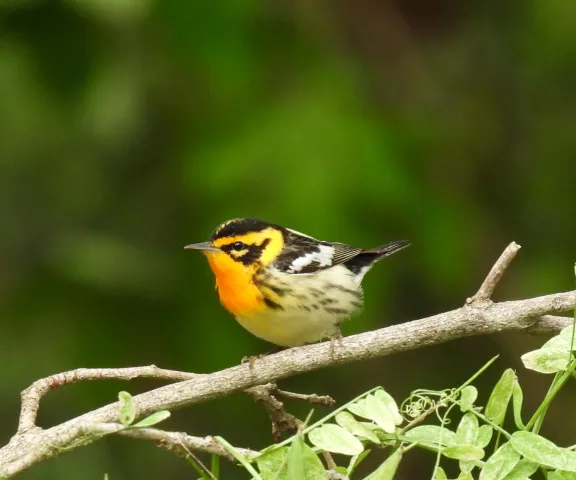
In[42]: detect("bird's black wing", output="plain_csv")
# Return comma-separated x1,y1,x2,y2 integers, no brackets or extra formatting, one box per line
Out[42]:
274,228,362,274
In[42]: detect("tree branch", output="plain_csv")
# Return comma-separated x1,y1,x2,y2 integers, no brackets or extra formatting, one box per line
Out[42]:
92,423,258,461
467,241,521,306
19,366,200,433
0,243,574,477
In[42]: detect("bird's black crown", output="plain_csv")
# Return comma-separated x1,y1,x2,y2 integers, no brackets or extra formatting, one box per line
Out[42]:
210,218,282,241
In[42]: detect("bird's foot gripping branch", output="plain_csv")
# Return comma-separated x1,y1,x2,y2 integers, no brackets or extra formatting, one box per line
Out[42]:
0,243,574,478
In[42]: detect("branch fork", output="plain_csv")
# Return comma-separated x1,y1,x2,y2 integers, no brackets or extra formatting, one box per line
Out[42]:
466,242,521,308
247,383,335,441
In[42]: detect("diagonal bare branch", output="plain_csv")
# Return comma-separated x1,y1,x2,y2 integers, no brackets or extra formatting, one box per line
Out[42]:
467,242,521,306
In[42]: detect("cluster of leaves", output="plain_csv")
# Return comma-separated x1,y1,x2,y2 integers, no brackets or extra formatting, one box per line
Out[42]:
205,316,576,479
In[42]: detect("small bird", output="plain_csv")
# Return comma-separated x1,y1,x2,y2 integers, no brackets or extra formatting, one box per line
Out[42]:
185,218,409,348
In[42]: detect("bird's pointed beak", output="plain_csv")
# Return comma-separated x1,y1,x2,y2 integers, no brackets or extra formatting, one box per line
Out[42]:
184,241,220,253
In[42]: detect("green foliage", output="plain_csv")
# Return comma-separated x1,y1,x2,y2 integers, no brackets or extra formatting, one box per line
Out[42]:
211,311,576,479
308,424,364,456
484,369,515,426
118,391,136,427
363,449,402,480
117,390,170,429
132,410,171,428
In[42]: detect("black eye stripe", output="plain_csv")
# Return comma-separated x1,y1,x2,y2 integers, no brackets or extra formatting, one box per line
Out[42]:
221,238,272,264
220,242,245,253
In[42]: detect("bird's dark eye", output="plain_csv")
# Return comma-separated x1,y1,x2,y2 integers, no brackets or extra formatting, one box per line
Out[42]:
231,241,245,251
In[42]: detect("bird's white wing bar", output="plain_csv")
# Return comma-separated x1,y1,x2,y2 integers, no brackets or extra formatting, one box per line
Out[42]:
287,245,335,273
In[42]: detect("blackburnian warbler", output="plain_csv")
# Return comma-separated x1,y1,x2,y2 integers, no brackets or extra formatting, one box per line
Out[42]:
185,218,409,348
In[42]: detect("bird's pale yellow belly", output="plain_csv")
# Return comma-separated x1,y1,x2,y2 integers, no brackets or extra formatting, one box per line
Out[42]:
236,309,341,347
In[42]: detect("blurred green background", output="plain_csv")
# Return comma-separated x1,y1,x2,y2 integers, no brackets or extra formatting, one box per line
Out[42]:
1,0,575,478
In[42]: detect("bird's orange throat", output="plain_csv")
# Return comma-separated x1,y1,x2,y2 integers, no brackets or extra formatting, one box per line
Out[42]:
205,252,264,318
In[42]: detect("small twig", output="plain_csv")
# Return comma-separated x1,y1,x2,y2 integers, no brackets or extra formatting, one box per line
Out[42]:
92,424,258,461
327,470,351,480
273,386,335,407
322,451,338,470
247,383,335,441
467,242,521,306
247,384,303,441
177,440,218,480
19,366,199,433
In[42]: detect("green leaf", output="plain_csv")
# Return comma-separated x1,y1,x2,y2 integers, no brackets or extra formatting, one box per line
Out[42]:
257,447,289,480
363,450,402,480
557,450,576,472
476,425,494,448
521,348,570,374
132,410,170,428
459,386,478,412
374,390,403,425
285,435,325,480
549,471,576,480
348,399,370,419
347,450,372,476
364,393,396,433
308,424,364,455
404,425,456,449
479,442,520,480
286,435,305,480
541,325,576,354
311,456,334,478
560,324,576,339
211,455,219,478
542,333,576,351
456,412,479,446
459,460,475,475
433,467,448,480
118,391,135,427
442,445,485,461
360,423,396,445
215,436,262,479
501,460,538,480
457,473,474,480
511,379,526,430
485,369,515,425
510,431,567,469
336,412,380,443
456,412,479,474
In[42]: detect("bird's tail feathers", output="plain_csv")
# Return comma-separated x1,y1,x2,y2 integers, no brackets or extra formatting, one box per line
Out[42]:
363,240,411,261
